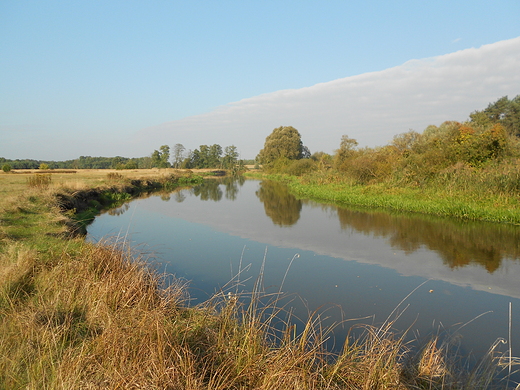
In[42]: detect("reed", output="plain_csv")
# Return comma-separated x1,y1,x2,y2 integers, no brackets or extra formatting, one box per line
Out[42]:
26,173,52,188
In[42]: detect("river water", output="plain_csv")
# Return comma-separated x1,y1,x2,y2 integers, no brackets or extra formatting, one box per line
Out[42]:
87,177,520,367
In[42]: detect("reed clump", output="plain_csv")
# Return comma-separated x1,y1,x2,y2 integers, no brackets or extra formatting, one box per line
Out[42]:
27,173,52,188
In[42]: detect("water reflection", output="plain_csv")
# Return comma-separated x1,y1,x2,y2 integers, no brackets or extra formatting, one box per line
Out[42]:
192,179,223,201
222,175,245,200
87,178,520,373
332,205,520,273
189,177,247,202
102,179,520,276
173,191,186,203
256,180,302,226
107,203,130,216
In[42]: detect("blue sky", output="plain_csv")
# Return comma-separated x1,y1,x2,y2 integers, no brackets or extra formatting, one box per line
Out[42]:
1,1,520,160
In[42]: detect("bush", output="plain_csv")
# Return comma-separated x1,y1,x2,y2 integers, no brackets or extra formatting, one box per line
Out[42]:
2,164,11,173
27,174,52,188
347,147,396,184
282,159,317,176
106,172,124,182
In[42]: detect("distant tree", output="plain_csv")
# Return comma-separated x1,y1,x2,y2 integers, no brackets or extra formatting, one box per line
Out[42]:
111,156,124,169
391,130,421,154
151,145,171,168
311,151,333,170
2,164,11,173
139,156,153,169
151,150,161,167
198,145,209,168
470,95,520,138
39,163,49,170
257,126,305,169
159,145,170,167
125,159,138,169
302,145,311,159
334,135,358,170
172,143,185,168
208,144,223,168
222,145,239,169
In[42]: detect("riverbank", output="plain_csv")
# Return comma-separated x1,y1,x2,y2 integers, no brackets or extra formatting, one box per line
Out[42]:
0,170,515,388
245,172,520,225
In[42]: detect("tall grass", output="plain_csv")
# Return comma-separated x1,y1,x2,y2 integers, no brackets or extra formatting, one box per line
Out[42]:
26,173,52,188
1,239,517,389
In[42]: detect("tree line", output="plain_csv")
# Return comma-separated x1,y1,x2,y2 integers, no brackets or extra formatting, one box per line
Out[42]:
1,143,247,172
149,143,245,170
0,156,145,171
256,95,520,194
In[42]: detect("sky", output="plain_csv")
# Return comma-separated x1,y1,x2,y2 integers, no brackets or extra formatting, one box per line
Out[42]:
1,1,520,161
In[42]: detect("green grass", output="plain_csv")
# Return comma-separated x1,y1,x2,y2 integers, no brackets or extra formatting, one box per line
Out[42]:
247,172,520,225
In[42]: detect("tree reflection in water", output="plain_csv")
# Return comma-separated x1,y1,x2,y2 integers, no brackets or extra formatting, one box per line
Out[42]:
190,176,246,202
192,180,223,201
223,175,245,200
103,178,520,274
335,206,520,273
256,180,302,226
107,203,130,216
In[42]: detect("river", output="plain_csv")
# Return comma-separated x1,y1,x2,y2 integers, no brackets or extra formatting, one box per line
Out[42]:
86,177,520,369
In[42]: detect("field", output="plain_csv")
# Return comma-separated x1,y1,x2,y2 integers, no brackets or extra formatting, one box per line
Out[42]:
0,169,517,389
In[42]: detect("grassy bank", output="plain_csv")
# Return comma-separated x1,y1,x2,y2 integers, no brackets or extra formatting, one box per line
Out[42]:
246,172,520,225
0,170,517,388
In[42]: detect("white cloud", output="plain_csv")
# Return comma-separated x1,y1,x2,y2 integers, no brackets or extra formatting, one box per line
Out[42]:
132,36,520,159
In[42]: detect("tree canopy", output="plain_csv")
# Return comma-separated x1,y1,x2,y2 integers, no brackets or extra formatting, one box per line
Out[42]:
469,95,520,138
257,126,306,168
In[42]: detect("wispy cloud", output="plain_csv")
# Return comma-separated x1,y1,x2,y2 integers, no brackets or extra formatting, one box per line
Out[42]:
452,37,462,43
132,37,520,159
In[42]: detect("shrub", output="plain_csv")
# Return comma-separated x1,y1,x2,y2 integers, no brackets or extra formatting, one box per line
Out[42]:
2,164,11,173
106,172,124,182
282,159,317,176
26,174,51,188
347,147,396,184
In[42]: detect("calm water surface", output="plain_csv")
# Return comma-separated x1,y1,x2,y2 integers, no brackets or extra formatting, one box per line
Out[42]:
87,178,520,363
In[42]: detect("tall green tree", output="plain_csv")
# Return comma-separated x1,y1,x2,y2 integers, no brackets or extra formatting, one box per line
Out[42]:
208,144,223,168
159,145,170,168
470,95,520,138
151,145,171,168
222,145,239,169
151,150,161,167
257,126,305,168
